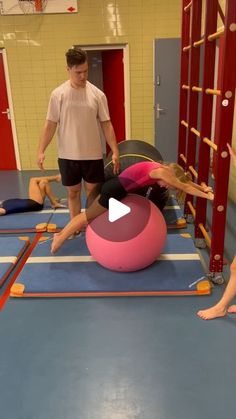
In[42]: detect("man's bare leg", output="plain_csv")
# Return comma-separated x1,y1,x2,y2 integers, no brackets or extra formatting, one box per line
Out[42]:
67,183,82,220
84,181,102,208
197,255,236,320
51,196,106,254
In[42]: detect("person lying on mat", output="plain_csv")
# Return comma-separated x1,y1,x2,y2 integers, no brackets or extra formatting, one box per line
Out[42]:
51,160,214,254
197,143,236,320
0,174,65,216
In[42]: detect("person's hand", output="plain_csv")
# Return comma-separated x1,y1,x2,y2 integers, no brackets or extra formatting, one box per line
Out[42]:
207,191,214,201
112,152,120,175
203,185,213,193
227,143,236,167
37,152,45,170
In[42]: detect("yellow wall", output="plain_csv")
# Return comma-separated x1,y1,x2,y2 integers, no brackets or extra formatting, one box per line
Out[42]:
0,0,181,170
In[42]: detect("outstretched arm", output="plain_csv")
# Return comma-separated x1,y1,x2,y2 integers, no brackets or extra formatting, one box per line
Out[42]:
183,182,214,200
188,181,213,194
150,167,214,200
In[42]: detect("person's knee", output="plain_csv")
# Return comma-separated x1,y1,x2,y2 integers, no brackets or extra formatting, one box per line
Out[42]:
29,177,38,186
86,183,101,202
86,183,101,195
30,177,44,184
68,188,81,200
39,179,48,187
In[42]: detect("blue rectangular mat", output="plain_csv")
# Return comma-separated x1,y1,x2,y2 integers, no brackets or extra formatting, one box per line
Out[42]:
49,196,186,231
0,196,185,233
0,210,54,233
0,237,30,287
10,233,210,297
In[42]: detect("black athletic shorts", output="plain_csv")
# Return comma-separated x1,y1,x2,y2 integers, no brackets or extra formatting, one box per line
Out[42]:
1,198,43,214
58,158,105,186
98,177,127,208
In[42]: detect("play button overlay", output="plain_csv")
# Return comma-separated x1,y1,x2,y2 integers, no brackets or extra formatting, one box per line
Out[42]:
108,198,131,222
86,194,151,242
85,174,155,242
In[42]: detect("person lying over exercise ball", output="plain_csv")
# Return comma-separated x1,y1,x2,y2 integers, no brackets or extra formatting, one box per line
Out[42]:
0,174,65,216
51,160,214,254
197,143,236,320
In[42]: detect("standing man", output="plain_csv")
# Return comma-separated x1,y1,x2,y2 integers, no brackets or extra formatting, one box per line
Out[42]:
37,47,119,220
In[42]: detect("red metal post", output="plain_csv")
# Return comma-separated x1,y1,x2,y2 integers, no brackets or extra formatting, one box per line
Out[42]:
194,0,218,239
185,0,202,177
209,0,236,273
178,0,191,167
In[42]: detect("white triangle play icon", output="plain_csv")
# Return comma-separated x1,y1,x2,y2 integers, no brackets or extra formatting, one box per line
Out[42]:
108,198,131,222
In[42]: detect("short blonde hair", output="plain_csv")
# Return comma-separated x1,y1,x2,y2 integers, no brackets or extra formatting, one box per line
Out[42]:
168,163,192,204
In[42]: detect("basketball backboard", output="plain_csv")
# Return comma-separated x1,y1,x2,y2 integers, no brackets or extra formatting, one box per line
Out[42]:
0,0,78,15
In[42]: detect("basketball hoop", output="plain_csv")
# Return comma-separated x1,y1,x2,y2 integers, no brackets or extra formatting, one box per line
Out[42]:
18,0,48,14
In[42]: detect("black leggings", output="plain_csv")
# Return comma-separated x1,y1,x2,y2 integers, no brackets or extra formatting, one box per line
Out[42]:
98,177,127,208
98,177,168,211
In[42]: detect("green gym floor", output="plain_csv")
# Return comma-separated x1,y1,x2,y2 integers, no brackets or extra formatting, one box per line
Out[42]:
0,170,235,419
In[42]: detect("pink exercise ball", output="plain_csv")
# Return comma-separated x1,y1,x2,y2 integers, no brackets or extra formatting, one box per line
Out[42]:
85,194,167,272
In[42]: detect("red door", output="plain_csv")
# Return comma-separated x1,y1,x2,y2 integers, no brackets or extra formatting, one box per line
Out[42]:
0,53,17,169
101,50,126,150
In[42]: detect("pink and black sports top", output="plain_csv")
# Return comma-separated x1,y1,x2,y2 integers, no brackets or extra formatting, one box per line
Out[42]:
118,161,163,191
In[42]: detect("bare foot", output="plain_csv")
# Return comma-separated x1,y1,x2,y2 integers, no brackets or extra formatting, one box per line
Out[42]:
227,305,236,314
0,208,6,216
51,233,64,254
52,202,67,209
197,304,227,320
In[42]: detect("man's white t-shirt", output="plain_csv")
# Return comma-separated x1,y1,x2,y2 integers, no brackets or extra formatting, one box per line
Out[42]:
46,80,110,160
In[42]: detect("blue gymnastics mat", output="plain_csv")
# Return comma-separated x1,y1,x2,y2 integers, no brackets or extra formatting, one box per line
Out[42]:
49,195,186,231
0,196,185,233
0,209,55,234
10,233,211,298
0,236,30,287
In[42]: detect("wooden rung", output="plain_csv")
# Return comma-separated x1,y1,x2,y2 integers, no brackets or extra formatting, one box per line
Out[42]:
208,25,224,41
188,165,198,178
180,154,187,163
192,86,203,92
203,137,217,151
199,223,211,247
184,1,192,12
205,88,221,95
181,120,188,128
190,127,201,137
182,84,190,90
187,201,196,218
183,45,191,52
193,38,204,47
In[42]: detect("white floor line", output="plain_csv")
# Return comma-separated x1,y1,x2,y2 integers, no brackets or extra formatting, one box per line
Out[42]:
0,256,17,263
27,253,200,264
